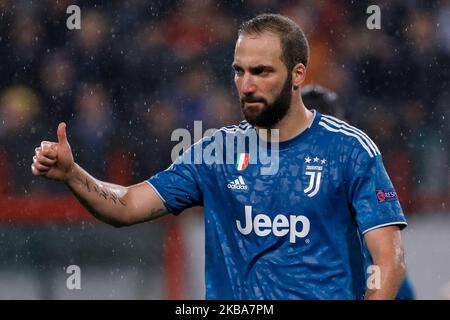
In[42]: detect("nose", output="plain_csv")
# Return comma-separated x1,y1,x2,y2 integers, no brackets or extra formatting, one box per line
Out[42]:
240,74,257,95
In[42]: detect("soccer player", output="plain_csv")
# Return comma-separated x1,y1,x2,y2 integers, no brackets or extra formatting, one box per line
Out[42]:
31,14,407,299
302,85,415,300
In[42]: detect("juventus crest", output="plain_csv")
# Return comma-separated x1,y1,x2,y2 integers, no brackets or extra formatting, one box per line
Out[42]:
303,156,326,198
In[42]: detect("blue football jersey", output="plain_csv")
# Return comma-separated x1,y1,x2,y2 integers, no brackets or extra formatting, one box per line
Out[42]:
147,111,407,300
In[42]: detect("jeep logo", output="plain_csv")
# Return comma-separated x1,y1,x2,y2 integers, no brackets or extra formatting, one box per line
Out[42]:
236,205,310,244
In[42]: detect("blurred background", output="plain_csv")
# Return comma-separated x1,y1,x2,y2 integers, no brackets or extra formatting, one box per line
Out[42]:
0,0,449,299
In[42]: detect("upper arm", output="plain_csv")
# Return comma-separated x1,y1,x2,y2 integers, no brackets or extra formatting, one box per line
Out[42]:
128,136,209,221
146,143,204,215
123,181,169,224
346,147,407,233
363,225,404,265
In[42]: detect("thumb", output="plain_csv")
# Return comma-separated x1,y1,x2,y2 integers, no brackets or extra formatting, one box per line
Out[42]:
57,122,68,145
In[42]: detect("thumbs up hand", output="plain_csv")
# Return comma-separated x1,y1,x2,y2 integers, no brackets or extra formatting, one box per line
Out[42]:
31,122,75,181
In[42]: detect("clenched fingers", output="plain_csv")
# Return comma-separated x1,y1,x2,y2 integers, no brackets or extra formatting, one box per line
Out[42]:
34,152,57,167
40,141,58,159
33,156,50,172
31,163,47,176
32,142,58,176
32,155,53,170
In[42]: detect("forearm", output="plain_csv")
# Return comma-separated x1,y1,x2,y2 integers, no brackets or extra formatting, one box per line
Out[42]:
363,226,406,300
64,163,131,227
32,123,167,225
364,260,406,300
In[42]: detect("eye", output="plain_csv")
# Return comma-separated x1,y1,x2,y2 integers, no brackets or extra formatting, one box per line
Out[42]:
253,67,265,75
233,66,244,76
251,66,272,76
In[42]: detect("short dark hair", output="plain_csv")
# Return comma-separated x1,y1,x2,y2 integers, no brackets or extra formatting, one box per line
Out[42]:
301,85,345,118
238,13,309,71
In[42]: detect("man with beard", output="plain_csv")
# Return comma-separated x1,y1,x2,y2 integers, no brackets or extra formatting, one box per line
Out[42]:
31,14,407,299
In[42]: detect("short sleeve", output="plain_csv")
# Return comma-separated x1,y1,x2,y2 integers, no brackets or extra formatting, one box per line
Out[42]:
346,147,407,234
147,145,203,215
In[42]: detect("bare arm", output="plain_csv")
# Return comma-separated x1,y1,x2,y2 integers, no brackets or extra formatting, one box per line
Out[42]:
31,122,168,227
64,164,168,226
363,225,406,300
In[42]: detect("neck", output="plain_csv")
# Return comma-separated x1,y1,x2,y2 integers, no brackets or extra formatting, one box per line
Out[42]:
257,97,313,142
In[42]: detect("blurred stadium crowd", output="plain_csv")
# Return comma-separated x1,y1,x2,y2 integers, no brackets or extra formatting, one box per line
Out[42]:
0,0,449,214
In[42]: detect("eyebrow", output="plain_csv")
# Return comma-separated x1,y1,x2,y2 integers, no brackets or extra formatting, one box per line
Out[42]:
231,63,275,73
231,63,242,70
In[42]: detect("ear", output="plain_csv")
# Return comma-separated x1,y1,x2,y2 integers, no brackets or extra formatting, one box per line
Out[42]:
291,63,306,91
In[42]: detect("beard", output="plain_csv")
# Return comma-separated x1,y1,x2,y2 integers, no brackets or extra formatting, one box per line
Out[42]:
240,75,292,128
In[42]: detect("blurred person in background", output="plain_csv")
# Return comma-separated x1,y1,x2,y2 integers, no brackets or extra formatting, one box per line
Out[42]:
129,21,173,95
401,100,448,211
164,0,218,62
39,49,76,123
164,63,212,129
203,86,242,129
1,11,43,88
301,84,345,119
72,10,118,84
31,13,408,300
0,85,41,194
131,98,182,179
71,83,115,180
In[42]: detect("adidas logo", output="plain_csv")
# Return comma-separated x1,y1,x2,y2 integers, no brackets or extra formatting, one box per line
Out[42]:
227,176,248,190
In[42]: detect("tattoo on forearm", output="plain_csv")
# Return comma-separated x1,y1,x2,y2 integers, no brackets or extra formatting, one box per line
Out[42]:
79,177,126,206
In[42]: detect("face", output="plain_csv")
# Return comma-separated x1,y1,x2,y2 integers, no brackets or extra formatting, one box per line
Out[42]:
233,32,292,128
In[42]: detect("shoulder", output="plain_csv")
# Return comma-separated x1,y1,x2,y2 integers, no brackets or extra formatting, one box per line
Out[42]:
219,120,253,135
316,113,381,159
206,120,255,141
195,120,254,148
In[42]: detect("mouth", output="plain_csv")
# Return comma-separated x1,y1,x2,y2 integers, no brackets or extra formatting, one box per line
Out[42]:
243,101,264,107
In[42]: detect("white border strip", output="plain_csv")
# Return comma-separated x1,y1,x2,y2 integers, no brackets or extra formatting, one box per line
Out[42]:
321,117,379,155
220,125,252,134
322,115,380,155
362,221,408,235
145,180,167,203
319,121,375,157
